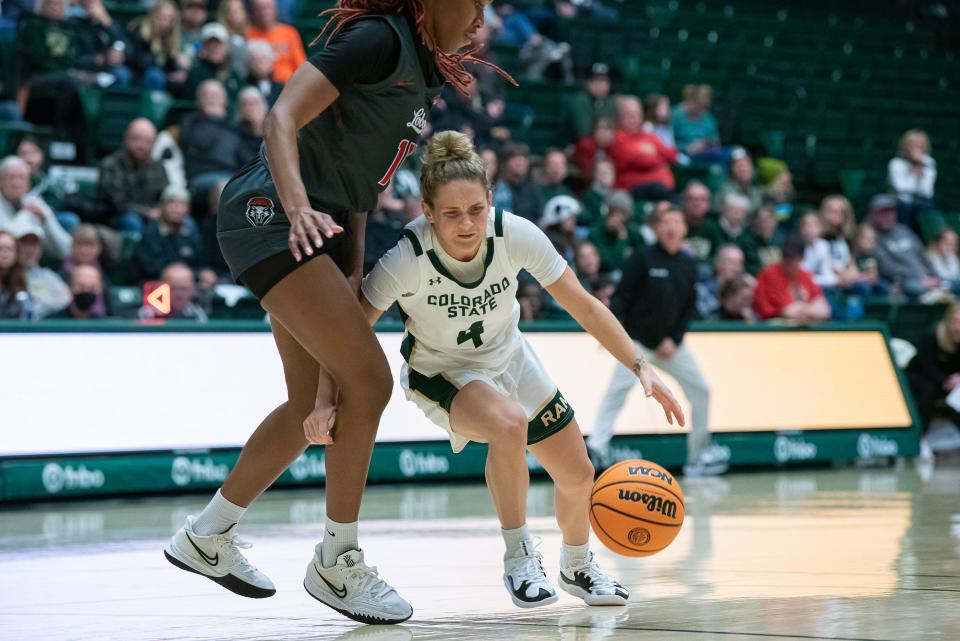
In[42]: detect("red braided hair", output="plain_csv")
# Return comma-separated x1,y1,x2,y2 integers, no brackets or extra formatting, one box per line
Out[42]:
313,0,517,97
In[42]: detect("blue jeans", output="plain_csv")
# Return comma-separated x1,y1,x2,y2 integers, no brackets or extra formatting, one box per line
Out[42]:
111,65,133,89
141,67,166,91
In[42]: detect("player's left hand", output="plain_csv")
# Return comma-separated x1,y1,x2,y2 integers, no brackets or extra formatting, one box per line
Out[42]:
303,405,336,446
635,361,685,427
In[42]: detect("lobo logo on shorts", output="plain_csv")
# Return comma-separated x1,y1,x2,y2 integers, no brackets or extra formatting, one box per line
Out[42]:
245,196,276,227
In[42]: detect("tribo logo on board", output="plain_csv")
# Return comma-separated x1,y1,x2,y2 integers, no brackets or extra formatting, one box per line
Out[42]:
774,436,817,463
857,433,899,459
617,489,678,518
42,463,105,494
290,452,326,482
171,457,229,487
399,450,449,478
626,464,675,486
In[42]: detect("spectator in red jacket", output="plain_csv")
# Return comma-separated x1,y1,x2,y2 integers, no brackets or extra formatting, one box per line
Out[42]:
607,96,678,203
753,235,831,323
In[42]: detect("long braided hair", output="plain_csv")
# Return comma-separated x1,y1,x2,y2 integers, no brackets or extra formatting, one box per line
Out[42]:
313,0,517,97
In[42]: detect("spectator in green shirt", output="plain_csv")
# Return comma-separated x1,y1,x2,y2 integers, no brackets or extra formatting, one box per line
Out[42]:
671,84,722,161
713,147,762,213
682,180,721,266
538,148,573,201
178,22,244,100
579,157,615,229
588,190,643,275
715,192,761,274
562,62,618,142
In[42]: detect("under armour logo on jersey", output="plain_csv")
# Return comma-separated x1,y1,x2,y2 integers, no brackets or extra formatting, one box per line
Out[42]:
407,108,427,135
429,277,442,286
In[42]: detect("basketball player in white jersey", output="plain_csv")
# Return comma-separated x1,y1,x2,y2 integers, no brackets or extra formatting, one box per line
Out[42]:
303,131,685,609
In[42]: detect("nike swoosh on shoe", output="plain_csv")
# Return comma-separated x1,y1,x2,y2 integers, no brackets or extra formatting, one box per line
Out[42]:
185,533,219,566
315,564,348,598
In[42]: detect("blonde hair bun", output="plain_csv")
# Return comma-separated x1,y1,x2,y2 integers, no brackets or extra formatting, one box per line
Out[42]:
423,131,476,168
419,130,490,205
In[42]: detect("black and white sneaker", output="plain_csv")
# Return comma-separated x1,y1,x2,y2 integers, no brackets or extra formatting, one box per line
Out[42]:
503,539,558,608
559,552,629,606
304,548,413,625
164,515,276,598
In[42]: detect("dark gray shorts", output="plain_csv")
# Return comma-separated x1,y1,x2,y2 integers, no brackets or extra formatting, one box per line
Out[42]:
216,157,350,295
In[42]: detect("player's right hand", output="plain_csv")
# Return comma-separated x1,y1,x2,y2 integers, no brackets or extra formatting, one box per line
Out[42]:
289,207,344,262
303,405,336,446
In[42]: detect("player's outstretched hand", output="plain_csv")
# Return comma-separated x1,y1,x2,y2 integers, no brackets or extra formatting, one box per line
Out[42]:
289,207,344,262
303,405,336,446
635,361,686,427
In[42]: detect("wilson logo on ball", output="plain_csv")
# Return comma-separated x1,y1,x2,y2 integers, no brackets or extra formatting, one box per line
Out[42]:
618,489,678,519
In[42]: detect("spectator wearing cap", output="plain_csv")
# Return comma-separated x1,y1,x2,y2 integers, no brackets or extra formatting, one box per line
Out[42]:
180,80,247,198
49,264,110,319
591,207,720,475
579,157,616,229
753,235,831,322
138,262,209,321
573,116,615,184
13,220,72,318
888,129,936,228
245,39,283,106
98,119,169,234
496,144,544,224
179,22,244,99
0,156,72,261
134,186,202,280
563,62,618,141
758,158,795,219
0,231,30,320
539,149,573,201
671,84,726,165
588,190,643,275
869,193,941,298
713,148,762,214
608,96,678,202
541,195,581,266
246,0,306,84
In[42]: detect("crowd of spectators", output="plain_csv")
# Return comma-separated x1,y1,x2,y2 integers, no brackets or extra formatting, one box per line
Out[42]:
0,0,950,327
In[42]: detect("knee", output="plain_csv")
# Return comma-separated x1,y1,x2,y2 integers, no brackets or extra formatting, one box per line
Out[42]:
492,404,528,448
557,454,595,490
342,359,393,417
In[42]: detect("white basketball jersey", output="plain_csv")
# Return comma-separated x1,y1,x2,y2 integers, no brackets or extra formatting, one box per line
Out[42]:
398,208,522,375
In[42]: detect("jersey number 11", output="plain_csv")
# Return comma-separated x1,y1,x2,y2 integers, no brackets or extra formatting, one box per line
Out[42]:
378,139,417,187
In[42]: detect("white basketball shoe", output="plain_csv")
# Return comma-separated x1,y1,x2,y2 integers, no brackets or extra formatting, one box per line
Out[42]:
558,552,629,606
304,548,413,624
503,538,559,608
164,515,276,598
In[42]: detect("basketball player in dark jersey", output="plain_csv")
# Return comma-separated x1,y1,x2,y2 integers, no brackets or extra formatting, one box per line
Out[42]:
163,0,511,624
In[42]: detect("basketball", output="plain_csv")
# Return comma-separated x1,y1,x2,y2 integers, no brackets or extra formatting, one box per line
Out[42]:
590,460,685,557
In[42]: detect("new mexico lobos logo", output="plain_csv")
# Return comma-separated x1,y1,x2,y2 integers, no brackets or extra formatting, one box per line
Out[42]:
246,196,276,227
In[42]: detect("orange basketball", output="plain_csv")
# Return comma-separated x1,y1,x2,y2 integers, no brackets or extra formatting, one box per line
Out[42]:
589,459,684,557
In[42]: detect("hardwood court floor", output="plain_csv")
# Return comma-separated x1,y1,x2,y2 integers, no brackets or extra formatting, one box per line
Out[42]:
1,466,958,640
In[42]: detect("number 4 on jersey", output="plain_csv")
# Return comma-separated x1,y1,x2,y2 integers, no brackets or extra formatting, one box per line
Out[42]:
457,321,485,348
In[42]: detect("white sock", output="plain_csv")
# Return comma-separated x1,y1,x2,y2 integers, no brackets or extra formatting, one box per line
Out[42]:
192,489,247,536
501,524,532,559
321,517,359,567
561,542,591,568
